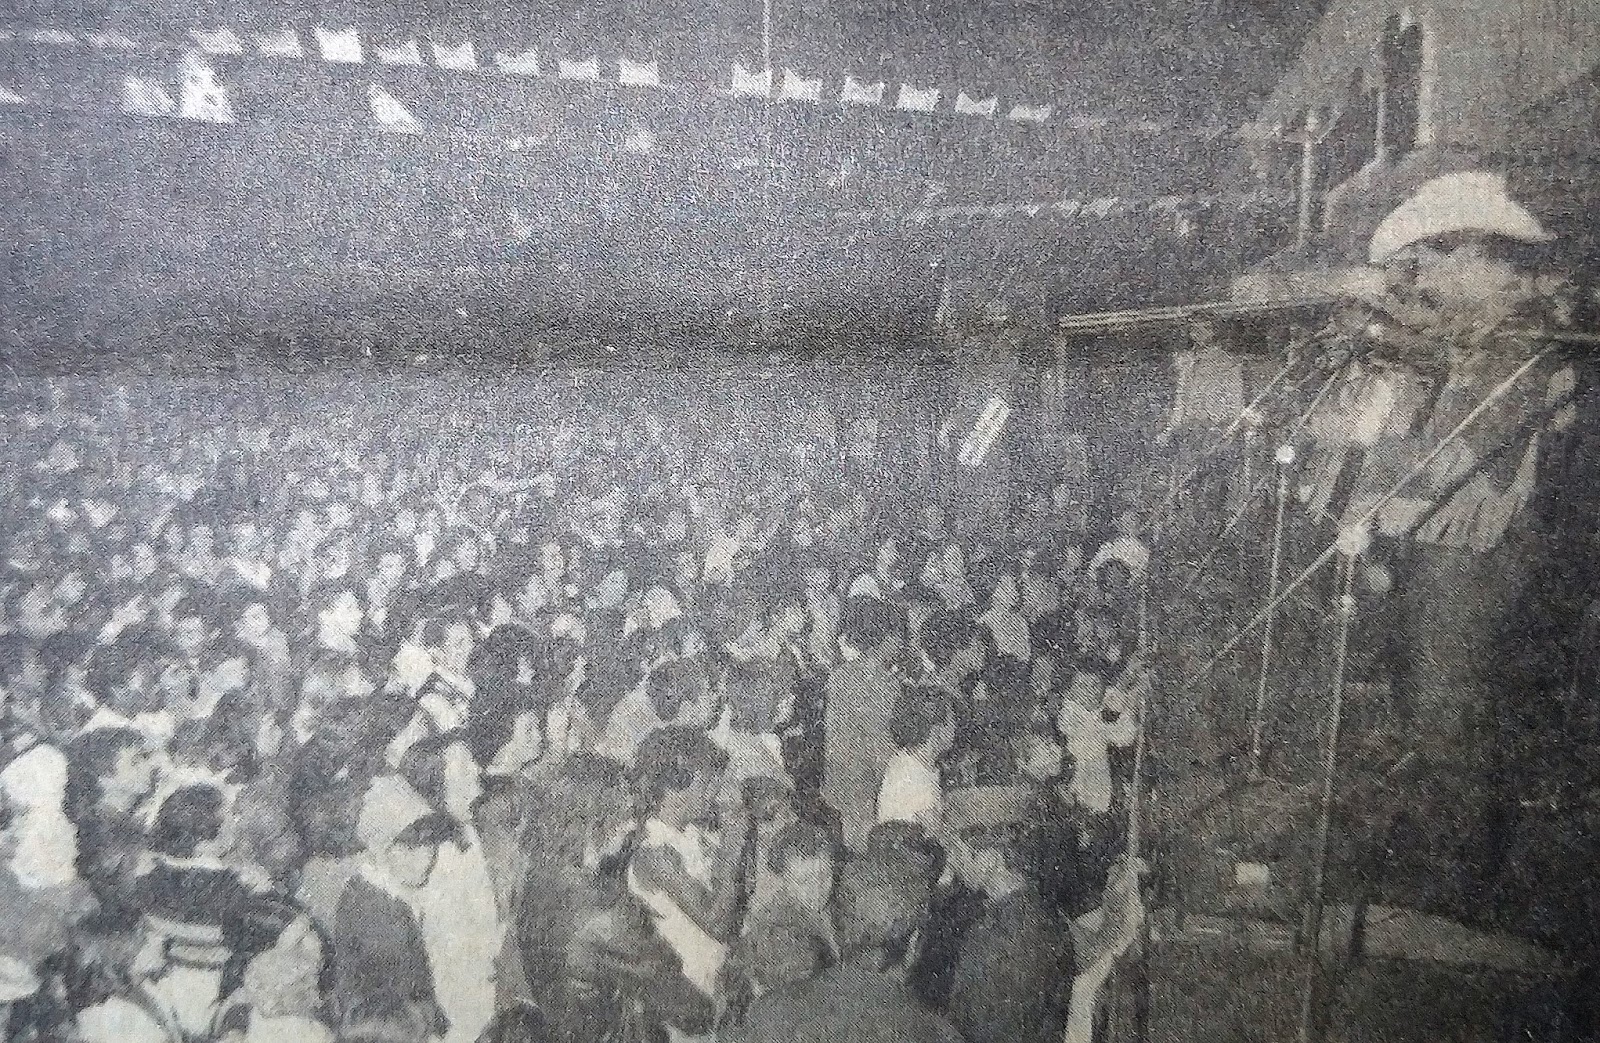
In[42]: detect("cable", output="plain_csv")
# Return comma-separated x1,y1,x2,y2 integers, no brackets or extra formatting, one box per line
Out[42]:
1296,549,1359,1043
1175,348,1551,695
1176,367,1342,596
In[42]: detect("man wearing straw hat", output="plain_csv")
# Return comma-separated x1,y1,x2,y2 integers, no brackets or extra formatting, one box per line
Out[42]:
943,785,1077,1043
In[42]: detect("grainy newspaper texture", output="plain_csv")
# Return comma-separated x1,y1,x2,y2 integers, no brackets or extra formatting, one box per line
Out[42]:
0,0,1596,1040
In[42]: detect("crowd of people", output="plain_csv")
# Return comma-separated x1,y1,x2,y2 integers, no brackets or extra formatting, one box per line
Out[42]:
0,381,1152,1043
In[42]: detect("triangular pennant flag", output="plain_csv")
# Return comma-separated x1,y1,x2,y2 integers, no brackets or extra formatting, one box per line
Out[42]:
895,83,939,112
1055,200,1083,217
255,27,303,57
729,63,771,97
178,55,235,123
431,39,477,70
840,75,884,105
493,48,539,75
1065,114,1110,129
374,38,423,66
191,28,243,54
1007,102,1053,123
0,86,22,105
618,57,661,87
85,31,138,49
556,56,600,81
622,125,655,154
1085,197,1117,218
954,92,996,116
367,84,419,132
122,75,176,117
315,26,363,63
778,68,822,102
29,29,76,45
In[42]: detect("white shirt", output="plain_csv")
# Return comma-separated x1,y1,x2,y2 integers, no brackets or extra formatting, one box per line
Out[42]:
877,751,941,828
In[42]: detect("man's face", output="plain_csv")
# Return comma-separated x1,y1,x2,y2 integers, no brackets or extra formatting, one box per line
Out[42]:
109,745,158,807
377,552,407,586
202,655,250,701
237,603,272,642
173,617,210,658
54,572,88,608
387,841,439,890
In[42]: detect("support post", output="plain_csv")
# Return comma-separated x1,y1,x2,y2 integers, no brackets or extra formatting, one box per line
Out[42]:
1249,444,1295,776
1297,533,1362,1043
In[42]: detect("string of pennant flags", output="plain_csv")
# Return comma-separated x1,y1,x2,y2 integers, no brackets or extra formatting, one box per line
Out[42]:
0,21,1241,140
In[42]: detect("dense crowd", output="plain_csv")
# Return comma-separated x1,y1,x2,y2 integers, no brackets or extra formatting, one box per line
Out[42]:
0,384,1151,1043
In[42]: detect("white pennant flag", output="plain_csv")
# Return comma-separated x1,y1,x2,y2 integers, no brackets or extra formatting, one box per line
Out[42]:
729,62,771,97
779,68,822,101
494,48,540,75
374,38,423,66
29,29,76,45
367,83,420,132
556,56,600,81
255,27,303,57
840,75,883,105
122,75,176,117
619,57,661,87
179,54,235,123
191,28,242,55
315,26,363,63
954,92,996,116
0,86,22,105
1007,102,1053,123
431,39,477,70
85,31,138,49
895,83,940,112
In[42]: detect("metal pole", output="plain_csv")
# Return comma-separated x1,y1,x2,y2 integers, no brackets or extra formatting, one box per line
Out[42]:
1297,547,1360,1043
1249,450,1293,775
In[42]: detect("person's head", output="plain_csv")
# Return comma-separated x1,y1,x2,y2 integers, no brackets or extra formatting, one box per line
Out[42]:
1017,727,1067,782
766,821,837,913
149,783,228,860
986,573,1021,613
221,898,329,1012
921,608,986,682
945,786,1038,897
66,726,154,818
647,658,710,727
832,860,930,973
198,639,254,704
356,775,454,890
233,598,275,644
889,684,954,758
155,654,202,715
417,618,475,677
445,528,482,575
1096,558,1134,602
839,595,903,661
168,595,213,658
227,519,264,561
318,587,365,644
631,725,728,823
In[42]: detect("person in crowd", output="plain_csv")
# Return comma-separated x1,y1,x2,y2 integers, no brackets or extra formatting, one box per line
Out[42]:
877,685,955,836
213,898,335,1043
726,858,962,1043
823,596,906,853
944,785,1077,1043
625,725,751,1029
332,774,454,1042
397,736,502,1043
66,727,159,930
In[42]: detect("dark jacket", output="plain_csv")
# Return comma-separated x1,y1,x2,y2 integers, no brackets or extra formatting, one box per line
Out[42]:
728,961,965,1043
331,872,448,1038
947,886,1076,1043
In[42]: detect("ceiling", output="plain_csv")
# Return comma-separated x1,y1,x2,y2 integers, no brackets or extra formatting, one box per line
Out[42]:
0,0,1330,362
